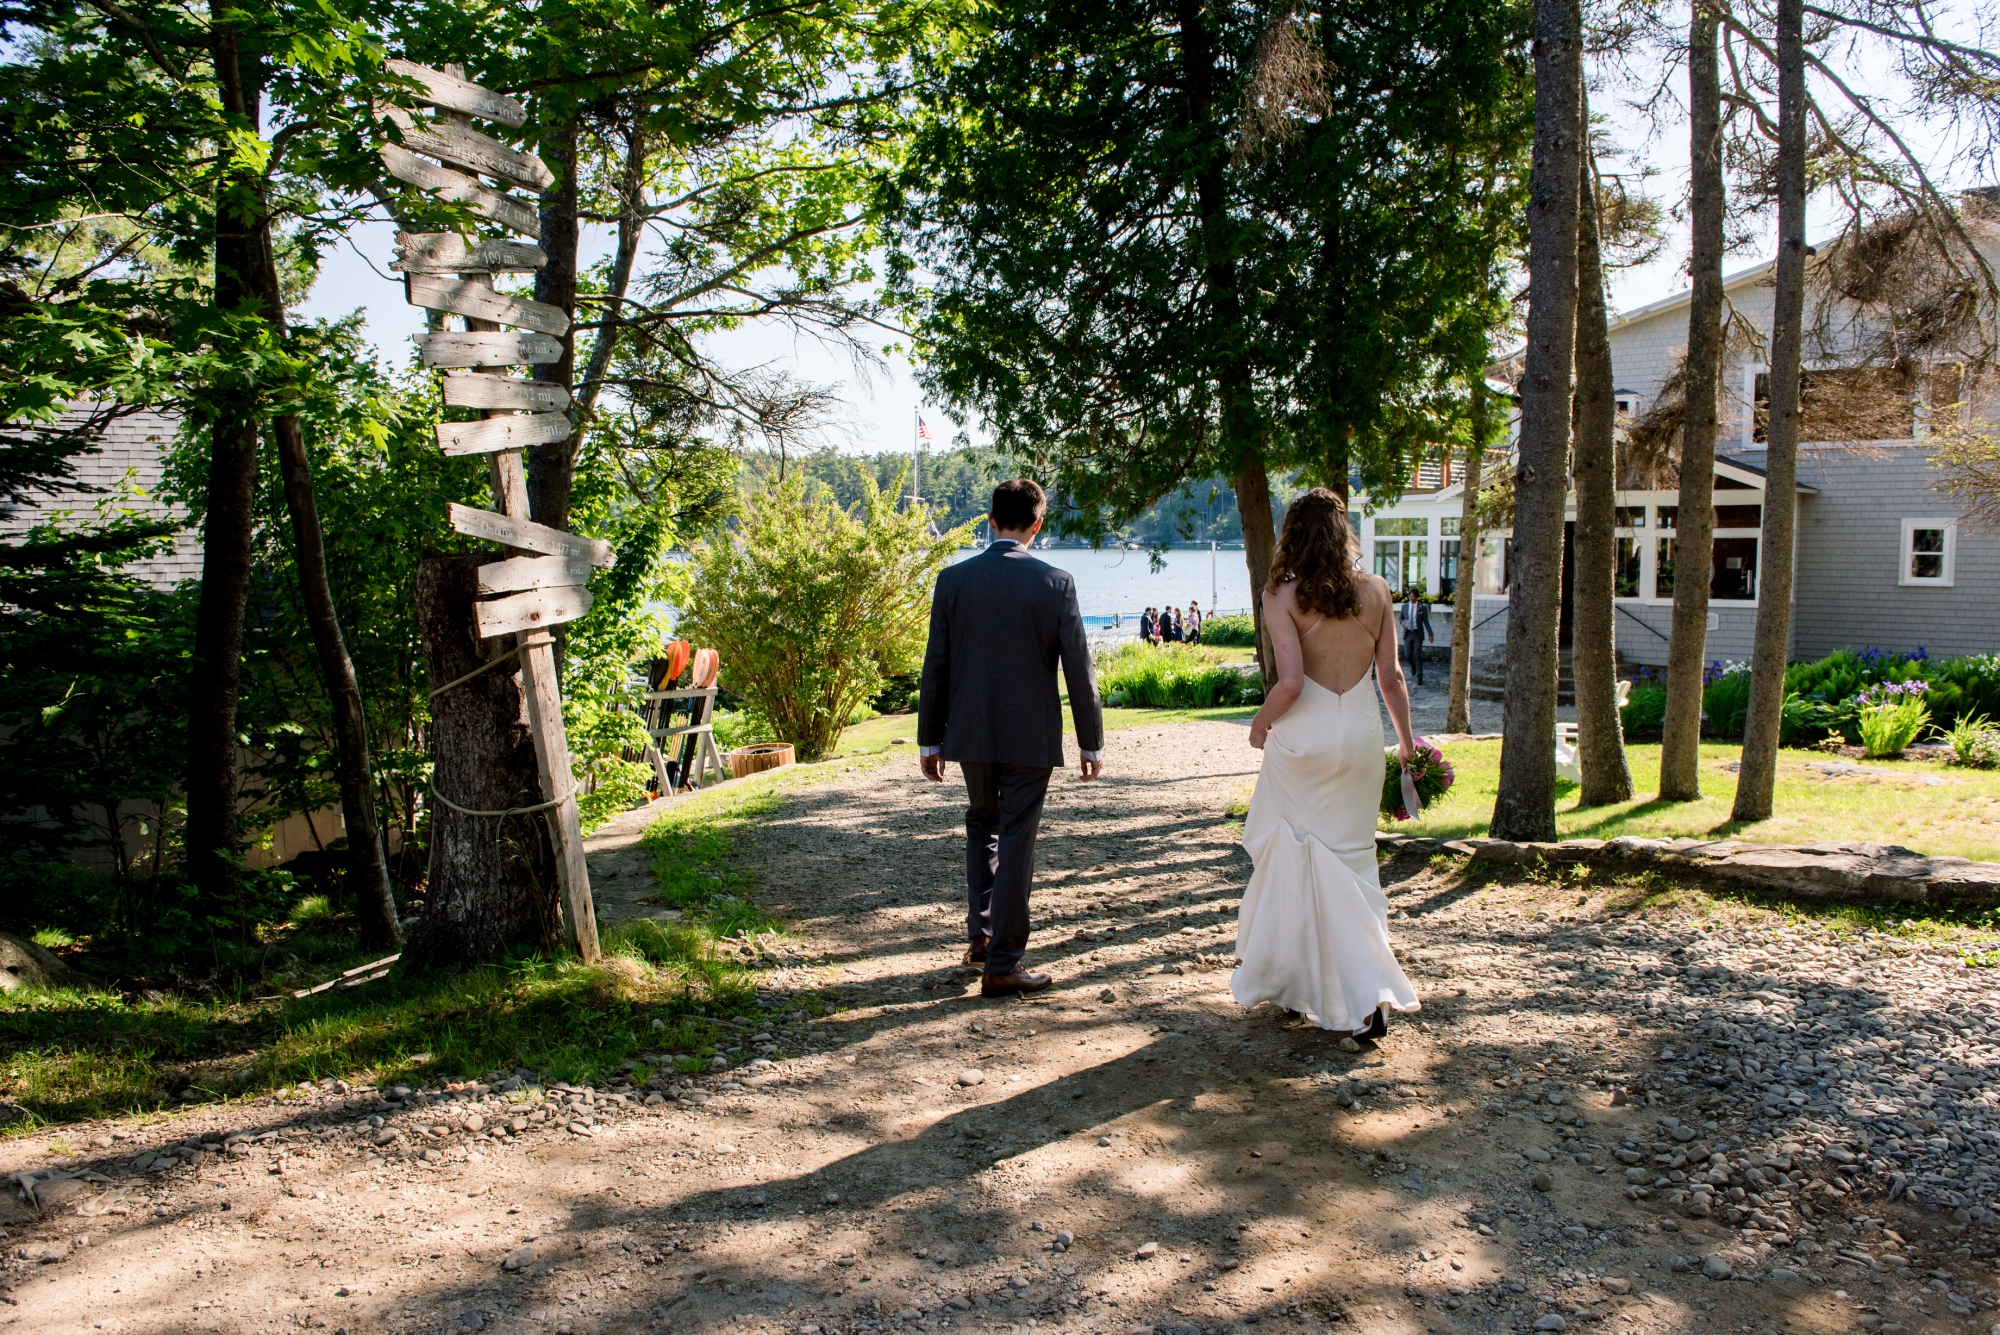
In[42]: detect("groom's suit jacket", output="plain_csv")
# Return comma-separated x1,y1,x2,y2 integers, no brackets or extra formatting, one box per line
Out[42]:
917,541,1104,767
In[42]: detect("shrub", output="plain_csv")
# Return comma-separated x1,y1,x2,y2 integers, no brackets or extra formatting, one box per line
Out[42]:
1095,642,1263,708
287,895,334,928
1946,714,2000,769
1619,683,1667,738
1858,698,1930,758
1701,664,1754,738
678,475,967,761
1199,613,1257,647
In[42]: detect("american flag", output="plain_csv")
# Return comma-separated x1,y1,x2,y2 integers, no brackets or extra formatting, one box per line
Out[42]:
916,415,934,441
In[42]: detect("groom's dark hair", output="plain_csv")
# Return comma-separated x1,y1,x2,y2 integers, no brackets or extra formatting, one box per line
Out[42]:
989,478,1047,531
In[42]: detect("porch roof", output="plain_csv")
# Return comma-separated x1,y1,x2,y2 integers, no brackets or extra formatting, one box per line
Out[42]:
1716,451,1822,493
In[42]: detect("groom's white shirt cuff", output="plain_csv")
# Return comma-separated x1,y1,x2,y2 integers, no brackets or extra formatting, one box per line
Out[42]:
919,745,1103,761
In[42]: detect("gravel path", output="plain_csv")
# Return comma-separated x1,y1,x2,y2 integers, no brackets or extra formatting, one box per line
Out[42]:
4,719,1996,1335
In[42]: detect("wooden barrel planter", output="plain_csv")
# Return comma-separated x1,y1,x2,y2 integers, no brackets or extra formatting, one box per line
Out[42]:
727,743,795,779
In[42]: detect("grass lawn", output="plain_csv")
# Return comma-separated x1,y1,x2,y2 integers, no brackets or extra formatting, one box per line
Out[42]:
1392,739,2000,862
0,768,847,1131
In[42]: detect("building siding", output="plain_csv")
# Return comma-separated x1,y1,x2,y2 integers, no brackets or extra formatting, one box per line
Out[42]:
1791,443,2000,659
0,406,201,590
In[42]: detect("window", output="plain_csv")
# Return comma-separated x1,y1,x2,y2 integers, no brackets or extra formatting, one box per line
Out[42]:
1372,539,1428,594
1476,534,1507,595
1900,518,1958,586
1711,537,1758,600
1755,366,1918,443
1439,538,1462,595
1714,504,1763,529
1440,517,1461,537
1614,506,1647,529
1373,518,1430,592
1656,506,1677,530
1656,537,1676,596
1615,538,1642,598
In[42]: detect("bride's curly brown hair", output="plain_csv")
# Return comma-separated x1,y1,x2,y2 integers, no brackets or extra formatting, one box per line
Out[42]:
1266,487,1361,619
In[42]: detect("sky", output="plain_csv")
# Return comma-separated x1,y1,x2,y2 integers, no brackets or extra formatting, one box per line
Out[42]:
295,14,1983,460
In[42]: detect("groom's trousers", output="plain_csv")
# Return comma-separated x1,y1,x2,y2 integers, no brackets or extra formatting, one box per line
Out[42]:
959,761,1053,974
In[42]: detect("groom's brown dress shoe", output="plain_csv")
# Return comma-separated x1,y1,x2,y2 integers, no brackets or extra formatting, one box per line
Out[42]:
981,967,1051,998
962,937,989,967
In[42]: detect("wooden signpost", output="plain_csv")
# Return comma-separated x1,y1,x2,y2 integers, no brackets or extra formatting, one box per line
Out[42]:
381,60,601,963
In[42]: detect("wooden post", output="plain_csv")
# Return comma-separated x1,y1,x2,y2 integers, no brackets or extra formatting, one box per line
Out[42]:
387,65,600,962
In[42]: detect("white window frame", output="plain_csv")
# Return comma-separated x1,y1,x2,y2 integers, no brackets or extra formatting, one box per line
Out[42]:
1899,517,1958,587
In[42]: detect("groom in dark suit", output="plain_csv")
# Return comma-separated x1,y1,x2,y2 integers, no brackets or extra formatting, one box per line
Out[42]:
918,479,1104,998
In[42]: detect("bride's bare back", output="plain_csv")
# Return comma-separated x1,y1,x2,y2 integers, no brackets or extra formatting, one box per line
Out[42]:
1249,570,1414,759
1279,573,1394,696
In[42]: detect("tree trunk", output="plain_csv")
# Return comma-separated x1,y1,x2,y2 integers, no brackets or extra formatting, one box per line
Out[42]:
1235,457,1280,686
272,415,402,946
1490,0,1583,843
184,10,262,916
1732,0,1805,820
403,552,562,971
1445,377,1490,734
1176,0,1274,684
1660,0,1726,801
530,118,580,532
1570,113,1633,805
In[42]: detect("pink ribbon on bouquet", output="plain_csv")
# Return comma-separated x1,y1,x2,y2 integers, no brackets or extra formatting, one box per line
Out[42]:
1400,736,1426,819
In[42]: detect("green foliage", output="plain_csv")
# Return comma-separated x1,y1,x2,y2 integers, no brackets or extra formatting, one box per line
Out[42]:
1702,666,1754,739
1200,614,1258,647
31,928,76,950
1859,699,1931,758
890,0,1531,532
1095,642,1263,709
1946,715,2000,770
288,895,335,928
1620,684,1668,739
678,474,967,761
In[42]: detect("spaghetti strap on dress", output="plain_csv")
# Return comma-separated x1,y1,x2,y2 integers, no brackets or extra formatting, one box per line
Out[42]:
1231,672,1419,1032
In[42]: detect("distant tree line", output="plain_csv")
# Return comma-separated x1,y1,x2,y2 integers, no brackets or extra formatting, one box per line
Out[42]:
743,445,1300,545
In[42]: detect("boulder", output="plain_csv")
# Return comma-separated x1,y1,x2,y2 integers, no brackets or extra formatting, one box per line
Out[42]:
0,934,95,993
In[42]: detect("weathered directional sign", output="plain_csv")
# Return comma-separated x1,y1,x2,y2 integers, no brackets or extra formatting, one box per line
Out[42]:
418,330,563,367
379,104,555,191
474,584,594,639
447,503,615,568
382,58,600,964
434,411,573,457
406,274,569,336
384,59,528,127
381,144,539,237
441,371,571,411
477,553,597,595
392,232,546,274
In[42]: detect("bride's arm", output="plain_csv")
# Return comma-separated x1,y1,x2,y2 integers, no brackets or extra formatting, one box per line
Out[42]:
1372,582,1416,762
1248,587,1303,749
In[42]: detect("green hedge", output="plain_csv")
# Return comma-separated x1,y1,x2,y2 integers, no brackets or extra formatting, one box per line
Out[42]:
1630,649,2000,745
1096,642,1263,708
1198,613,1257,647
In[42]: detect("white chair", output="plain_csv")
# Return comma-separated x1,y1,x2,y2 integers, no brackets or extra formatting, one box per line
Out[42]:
1555,682,1632,783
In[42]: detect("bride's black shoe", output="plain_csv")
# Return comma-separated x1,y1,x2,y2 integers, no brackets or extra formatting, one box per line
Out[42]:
1355,1006,1388,1041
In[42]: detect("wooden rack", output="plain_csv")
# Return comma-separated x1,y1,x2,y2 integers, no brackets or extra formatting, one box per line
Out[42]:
642,686,730,794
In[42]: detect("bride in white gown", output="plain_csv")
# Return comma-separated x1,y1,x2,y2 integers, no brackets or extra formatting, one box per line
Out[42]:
1232,487,1420,1039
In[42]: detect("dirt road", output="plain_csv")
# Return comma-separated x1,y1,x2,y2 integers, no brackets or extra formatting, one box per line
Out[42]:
5,720,1996,1335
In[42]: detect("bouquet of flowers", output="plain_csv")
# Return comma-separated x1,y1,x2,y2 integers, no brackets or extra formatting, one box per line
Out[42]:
1381,738,1455,820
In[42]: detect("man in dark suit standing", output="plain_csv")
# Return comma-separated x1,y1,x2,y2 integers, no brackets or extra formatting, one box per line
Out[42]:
918,479,1104,998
